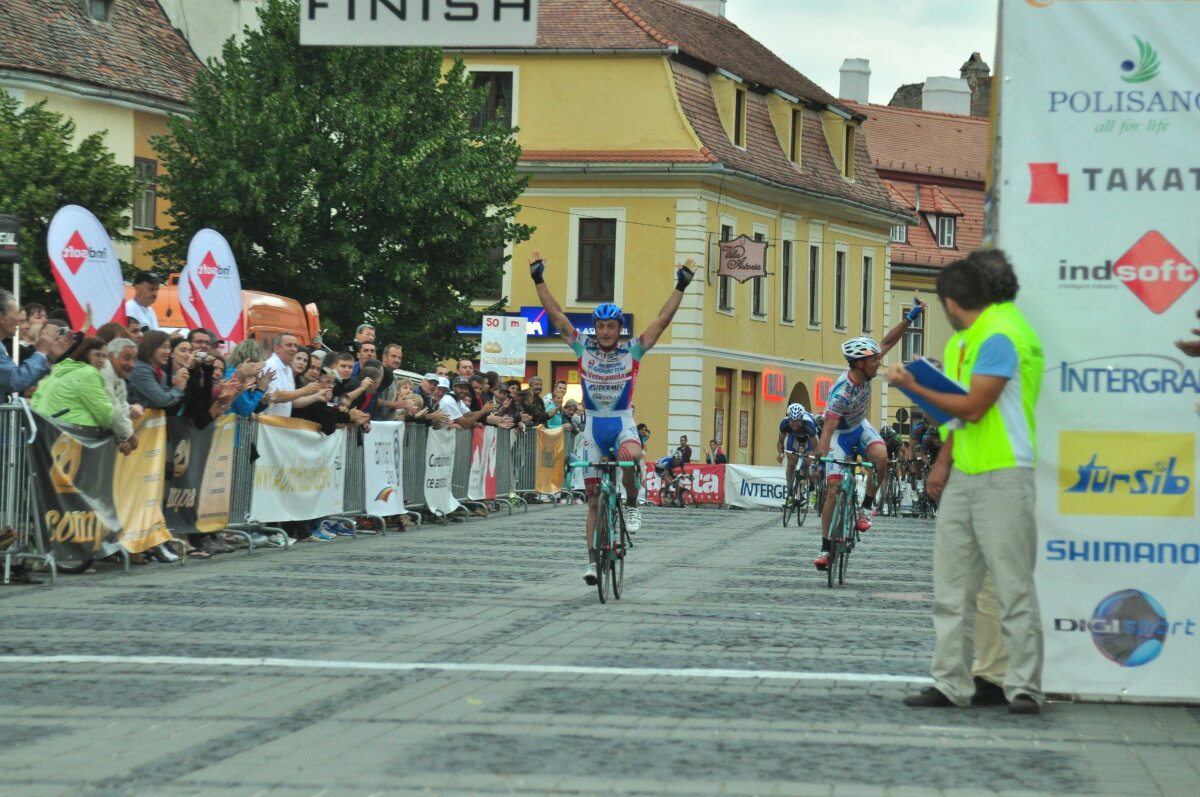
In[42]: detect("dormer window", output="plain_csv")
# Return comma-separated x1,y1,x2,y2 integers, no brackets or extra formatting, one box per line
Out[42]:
935,215,956,248
88,0,112,21
891,224,908,243
841,123,855,178
733,87,747,148
789,108,802,163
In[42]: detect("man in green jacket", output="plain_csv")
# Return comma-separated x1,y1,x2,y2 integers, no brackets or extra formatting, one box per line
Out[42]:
885,250,1045,715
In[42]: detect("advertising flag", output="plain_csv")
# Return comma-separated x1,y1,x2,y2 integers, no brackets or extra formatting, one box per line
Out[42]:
112,410,172,553
468,425,498,500
997,0,1200,700
250,416,345,522
46,205,124,334
365,420,406,516
480,315,526,377
180,229,244,347
535,426,564,495
162,414,236,537
423,428,461,516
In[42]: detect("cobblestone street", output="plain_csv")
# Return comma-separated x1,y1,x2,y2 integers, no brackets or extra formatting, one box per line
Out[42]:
1,505,1198,796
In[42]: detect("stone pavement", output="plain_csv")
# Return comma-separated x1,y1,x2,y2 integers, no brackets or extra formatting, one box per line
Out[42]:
0,504,1197,796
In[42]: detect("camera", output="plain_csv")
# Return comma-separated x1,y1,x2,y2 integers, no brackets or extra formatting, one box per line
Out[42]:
193,351,210,362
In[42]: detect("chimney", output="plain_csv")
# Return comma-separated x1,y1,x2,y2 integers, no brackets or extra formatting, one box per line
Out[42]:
838,58,871,104
922,76,972,115
680,0,727,17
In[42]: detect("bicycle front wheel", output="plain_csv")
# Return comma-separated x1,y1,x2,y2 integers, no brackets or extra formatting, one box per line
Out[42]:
680,488,697,508
796,478,811,527
612,508,627,600
595,497,611,603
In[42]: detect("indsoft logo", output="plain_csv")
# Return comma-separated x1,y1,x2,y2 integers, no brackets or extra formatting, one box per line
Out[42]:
1120,36,1160,84
1059,432,1194,517
1054,231,1198,314
1054,589,1195,667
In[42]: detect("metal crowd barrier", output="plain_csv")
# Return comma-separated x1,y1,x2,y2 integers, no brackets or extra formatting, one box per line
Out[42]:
327,428,385,536
511,428,538,498
1,401,55,584
224,416,286,552
450,430,486,518
493,428,525,514
402,422,429,520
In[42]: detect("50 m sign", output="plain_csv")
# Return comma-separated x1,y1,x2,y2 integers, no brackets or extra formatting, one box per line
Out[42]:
301,0,539,47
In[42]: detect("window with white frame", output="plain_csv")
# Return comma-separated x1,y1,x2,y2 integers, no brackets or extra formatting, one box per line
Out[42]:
891,224,908,243
718,223,734,311
834,249,847,330
861,255,873,333
751,231,766,318
807,245,821,326
133,158,157,231
781,240,794,322
577,218,616,302
901,305,925,361
471,71,514,130
936,215,957,248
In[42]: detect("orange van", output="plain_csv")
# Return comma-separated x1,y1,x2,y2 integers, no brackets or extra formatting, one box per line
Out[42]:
123,272,322,348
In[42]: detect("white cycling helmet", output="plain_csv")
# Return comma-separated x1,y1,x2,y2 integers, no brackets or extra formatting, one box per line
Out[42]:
786,402,806,421
842,336,882,361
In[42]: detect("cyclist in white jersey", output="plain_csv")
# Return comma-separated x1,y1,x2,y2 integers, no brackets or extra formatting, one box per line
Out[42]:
813,297,926,571
529,249,697,585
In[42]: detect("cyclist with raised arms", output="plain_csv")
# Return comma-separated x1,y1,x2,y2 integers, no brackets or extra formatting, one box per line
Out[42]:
777,402,818,506
813,299,926,570
528,249,696,585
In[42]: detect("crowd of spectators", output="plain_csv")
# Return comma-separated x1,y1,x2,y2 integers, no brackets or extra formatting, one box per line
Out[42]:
1,284,595,577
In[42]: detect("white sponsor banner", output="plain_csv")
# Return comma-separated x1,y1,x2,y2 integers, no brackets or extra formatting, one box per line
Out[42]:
250,420,345,522
997,0,1200,700
364,421,406,515
181,229,245,347
480,315,526,377
46,205,124,334
300,0,539,47
468,425,498,500
423,428,462,516
722,465,787,510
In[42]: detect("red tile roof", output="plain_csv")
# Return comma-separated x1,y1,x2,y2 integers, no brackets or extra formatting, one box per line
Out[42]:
886,180,984,269
522,148,718,163
886,183,965,216
0,0,202,106
846,102,989,183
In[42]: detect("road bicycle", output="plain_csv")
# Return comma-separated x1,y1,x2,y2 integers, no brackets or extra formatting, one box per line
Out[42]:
820,457,876,588
658,465,697,508
570,455,634,604
884,459,903,517
781,453,814,527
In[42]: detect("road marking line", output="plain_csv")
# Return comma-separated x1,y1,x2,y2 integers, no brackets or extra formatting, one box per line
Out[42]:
0,654,933,684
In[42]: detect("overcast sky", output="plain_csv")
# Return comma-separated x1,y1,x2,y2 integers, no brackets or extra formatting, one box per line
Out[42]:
722,0,999,106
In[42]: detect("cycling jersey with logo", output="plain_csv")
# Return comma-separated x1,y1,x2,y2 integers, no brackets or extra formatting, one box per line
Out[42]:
824,370,872,430
567,330,646,414
779,413,818,453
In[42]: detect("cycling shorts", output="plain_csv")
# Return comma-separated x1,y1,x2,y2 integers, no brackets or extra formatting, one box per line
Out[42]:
783,433,813,455
826,421,884,480
577,411,641,482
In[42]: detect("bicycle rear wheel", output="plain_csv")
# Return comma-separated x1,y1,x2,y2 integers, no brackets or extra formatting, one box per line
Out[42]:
612,509,627,600
838,529,852,585
826,494,845,589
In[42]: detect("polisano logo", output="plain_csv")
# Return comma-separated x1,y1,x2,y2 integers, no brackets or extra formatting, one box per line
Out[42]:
1055,231,1197,314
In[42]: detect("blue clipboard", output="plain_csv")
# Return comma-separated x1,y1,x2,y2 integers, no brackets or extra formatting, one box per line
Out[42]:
895,358,967,426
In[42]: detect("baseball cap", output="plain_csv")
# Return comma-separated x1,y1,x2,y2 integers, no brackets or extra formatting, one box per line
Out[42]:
453,376,471,386
423,372,438,381
436,376,451,389
132,270,161,286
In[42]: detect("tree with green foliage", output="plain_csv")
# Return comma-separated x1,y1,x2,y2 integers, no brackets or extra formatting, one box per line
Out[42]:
0,91,139,304
152,0,530,366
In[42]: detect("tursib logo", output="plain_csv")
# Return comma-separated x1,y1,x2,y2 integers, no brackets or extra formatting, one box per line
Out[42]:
1055,231,1197,314
1064,455,1190,497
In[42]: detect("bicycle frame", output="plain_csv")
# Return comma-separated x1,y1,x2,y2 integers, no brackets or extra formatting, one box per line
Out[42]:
569,455,635,603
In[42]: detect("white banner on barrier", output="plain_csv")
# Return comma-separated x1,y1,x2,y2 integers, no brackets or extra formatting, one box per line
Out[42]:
365,421,406,516
722,465,787,510
997,0,1200,700
468,425,498,501
250,419,345,522
424,428,462,516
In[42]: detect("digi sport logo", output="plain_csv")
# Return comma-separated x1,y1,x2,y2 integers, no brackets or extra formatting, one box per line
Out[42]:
1054,589,1195,667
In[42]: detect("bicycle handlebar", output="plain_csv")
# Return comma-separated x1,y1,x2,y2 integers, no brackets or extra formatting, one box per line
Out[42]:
819,457,875,469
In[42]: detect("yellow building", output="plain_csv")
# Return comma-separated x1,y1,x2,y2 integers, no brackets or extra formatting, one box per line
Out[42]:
0,0,201,269
457,0,910,464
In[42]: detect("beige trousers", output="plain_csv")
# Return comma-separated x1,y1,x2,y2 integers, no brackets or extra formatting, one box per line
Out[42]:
972,573,1007,685
931,467,1043,705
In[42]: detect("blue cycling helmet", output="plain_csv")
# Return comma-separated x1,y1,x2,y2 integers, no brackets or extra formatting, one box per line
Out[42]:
592,303,624,322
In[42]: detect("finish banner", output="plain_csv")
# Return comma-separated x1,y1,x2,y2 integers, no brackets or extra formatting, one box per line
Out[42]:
180,229,245,349
45,205,124,334
535,426,564,495
423,428,461,516
162,414,236,537
364,421,406,516
468,425,498,500
997,0,1200,700
29,412,122,560
112,410,171,553
250,416,345,522
722,465,788,510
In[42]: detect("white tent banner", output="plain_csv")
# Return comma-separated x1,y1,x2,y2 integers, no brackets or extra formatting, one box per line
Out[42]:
46,205,124,334
300,0,539,47
181,229,245,347
722,465,787,510
480,315,527,377
364,421,406,516
997,0,1200,700
250,420,345,522
423,428,462,516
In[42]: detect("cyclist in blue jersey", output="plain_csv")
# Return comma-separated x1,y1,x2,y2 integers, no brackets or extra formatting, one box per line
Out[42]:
529,249,697,586
777,402,818,505
813,298,926,571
